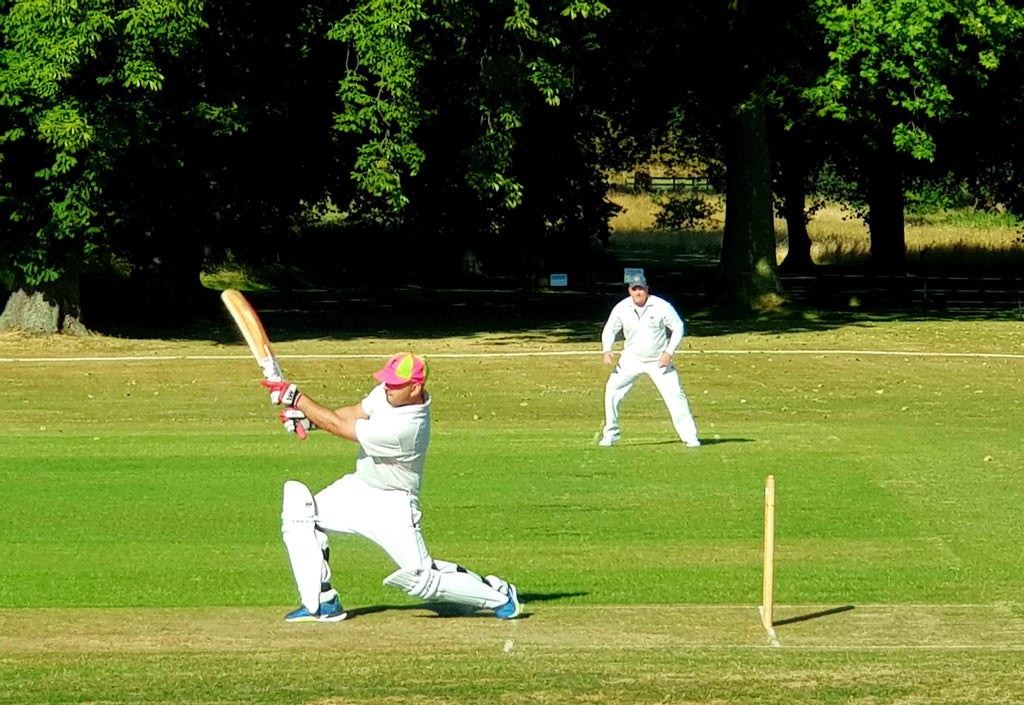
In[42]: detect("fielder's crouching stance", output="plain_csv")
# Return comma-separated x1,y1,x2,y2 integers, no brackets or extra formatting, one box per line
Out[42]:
265,352,522,623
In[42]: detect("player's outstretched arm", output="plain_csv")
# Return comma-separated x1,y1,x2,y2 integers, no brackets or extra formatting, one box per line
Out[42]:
294,396,367,441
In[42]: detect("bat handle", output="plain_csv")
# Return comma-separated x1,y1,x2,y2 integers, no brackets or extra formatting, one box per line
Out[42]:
296,424,308,441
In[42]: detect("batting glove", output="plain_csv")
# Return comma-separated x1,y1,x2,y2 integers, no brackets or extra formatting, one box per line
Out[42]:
261,380,303,406
280,407,312,439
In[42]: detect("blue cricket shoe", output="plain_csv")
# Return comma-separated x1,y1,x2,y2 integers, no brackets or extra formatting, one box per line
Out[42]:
285,595,347,623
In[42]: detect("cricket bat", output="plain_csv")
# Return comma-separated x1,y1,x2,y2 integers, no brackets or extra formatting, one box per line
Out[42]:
220,289,306,439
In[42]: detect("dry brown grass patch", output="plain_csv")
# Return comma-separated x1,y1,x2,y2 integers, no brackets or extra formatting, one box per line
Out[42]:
608,192,1024,268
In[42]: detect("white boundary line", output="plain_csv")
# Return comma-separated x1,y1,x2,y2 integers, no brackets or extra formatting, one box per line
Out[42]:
701,645,1024,651
2,349,1024,363
0,356,185,363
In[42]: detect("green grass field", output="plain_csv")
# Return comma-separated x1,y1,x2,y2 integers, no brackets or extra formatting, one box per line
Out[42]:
2,315,1024,703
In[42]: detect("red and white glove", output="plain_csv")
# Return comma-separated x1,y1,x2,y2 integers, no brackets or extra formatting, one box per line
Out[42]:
261,379,303,406
280,407,312,440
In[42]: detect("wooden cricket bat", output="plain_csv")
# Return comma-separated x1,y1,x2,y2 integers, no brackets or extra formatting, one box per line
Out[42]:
220,289,306,439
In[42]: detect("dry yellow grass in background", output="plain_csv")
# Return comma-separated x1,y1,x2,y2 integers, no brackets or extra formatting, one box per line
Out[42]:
608,191,669,232
607,191,1024,266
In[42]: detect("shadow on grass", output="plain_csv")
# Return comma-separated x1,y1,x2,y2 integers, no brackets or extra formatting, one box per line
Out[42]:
696,437,754,446
84,256,1024,344
774,604,855,626
617,438,753,447
341,603,492,620
342,591,586,621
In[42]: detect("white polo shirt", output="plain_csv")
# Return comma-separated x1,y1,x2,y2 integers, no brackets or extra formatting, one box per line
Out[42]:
353,384,431,495
601,294,685,363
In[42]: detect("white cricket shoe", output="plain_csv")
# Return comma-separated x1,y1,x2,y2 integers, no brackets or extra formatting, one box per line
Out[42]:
598,435,618,447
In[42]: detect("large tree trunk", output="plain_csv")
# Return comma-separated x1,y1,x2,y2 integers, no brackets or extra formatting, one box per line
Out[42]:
717,95,785,314
778,133,814,273
865,142,906,274
716,0,784,315
0,276,89,336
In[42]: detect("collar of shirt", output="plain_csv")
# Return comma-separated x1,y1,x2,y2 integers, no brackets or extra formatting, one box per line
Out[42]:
631,300,652,318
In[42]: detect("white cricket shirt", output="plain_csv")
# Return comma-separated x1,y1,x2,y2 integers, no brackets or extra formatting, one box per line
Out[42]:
601,294,686,362
353,384,431,495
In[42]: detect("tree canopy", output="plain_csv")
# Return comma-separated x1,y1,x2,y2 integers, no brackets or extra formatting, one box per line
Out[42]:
2,0,1024,332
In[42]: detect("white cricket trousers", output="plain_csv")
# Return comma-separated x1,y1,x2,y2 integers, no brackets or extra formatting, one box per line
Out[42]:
603,354,699,444
293,473,508,614
315,473,431,571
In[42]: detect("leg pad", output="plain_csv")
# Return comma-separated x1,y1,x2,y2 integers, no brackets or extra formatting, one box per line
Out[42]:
383,561,506,610
281,481,325,612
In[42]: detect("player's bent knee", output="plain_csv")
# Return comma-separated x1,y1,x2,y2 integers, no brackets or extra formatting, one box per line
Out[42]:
281,480,316,532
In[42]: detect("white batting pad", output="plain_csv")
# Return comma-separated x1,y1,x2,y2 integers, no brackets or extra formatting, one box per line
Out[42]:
384,566,436,597
383,561,507,610
281,480,324,612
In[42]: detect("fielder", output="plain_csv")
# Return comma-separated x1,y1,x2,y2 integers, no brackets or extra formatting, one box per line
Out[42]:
262,352,523,622
599,273,700,448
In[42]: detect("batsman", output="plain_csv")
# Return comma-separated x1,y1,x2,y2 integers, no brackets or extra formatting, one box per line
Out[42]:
262,352,523,622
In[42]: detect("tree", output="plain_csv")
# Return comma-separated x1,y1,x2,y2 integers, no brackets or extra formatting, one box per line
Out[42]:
0,0,206,333
0,0,618,334
100,2,348,320
923,30,1024,229
774,126,816,273
807,0,1024,273
323,0,614,281
581,0,792,314
763,1,832,275
714,0,785,313
0,1,371,331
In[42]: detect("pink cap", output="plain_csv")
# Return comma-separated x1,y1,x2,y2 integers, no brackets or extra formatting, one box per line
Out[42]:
373,352,428,385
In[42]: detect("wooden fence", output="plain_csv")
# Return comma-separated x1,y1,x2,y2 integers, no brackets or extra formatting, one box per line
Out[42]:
781,273,1024,314
609,174,715,193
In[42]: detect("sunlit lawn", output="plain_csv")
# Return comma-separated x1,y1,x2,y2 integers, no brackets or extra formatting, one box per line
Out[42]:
1,317,1023,703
